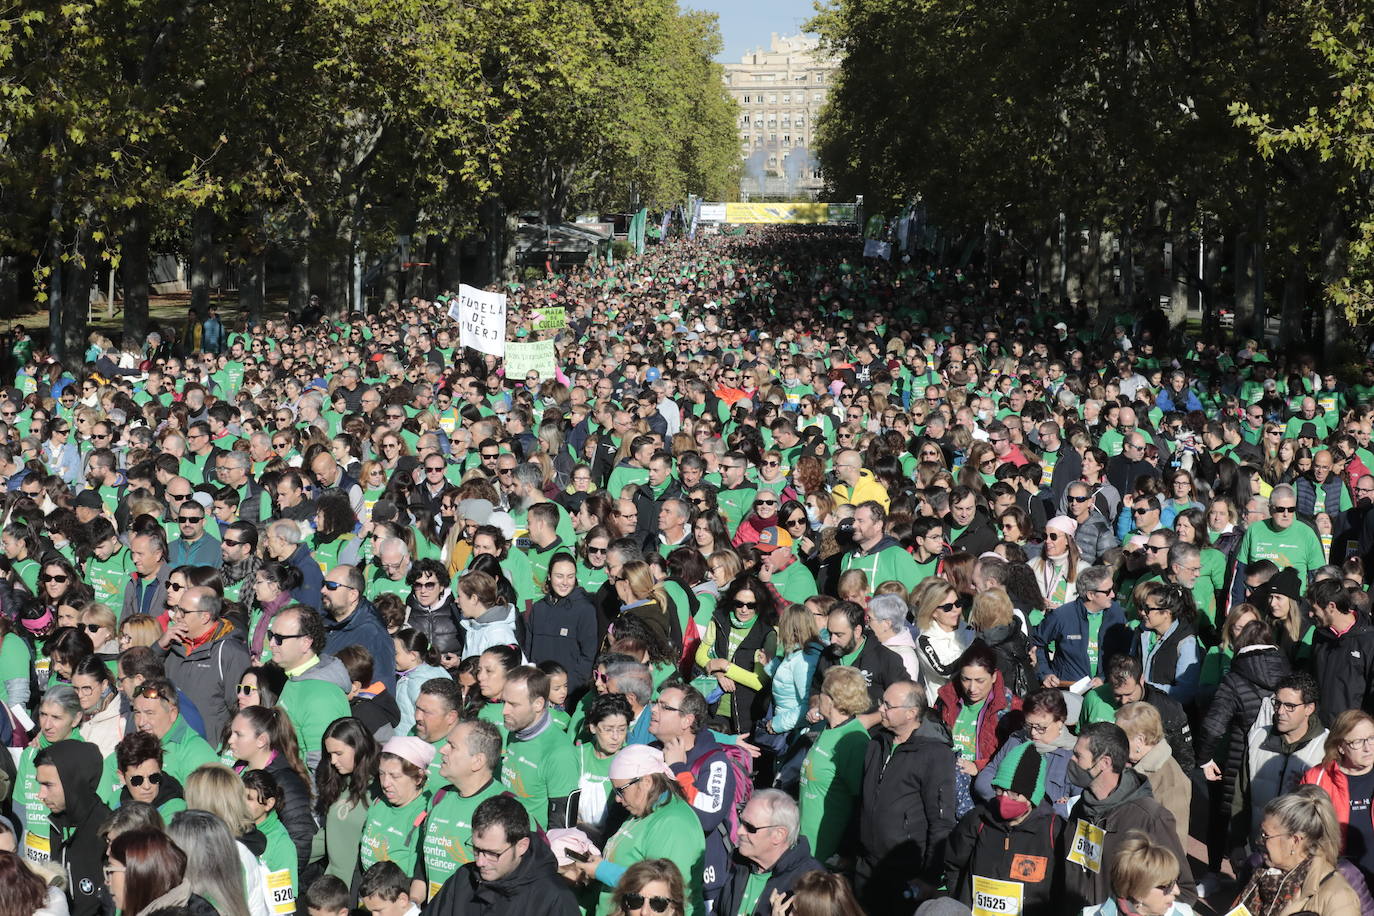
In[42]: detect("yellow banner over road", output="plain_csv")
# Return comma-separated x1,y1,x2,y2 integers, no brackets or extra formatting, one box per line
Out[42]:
723,202,834,224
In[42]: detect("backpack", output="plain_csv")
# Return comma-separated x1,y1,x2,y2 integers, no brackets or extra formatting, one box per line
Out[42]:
691,743,754,847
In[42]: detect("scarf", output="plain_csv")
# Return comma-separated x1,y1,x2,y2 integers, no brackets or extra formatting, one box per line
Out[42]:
222,552,259,588
1237,855,1313,916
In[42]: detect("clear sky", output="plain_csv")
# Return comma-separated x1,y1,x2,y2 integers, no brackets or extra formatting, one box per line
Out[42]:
687,0,821,63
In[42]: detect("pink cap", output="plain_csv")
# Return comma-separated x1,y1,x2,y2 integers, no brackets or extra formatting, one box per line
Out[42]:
381,736,436,772
1045,516,1078,537
608,744,674,781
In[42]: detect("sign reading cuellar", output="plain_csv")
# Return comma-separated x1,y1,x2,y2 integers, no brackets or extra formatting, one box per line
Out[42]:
450,284,507,356
505,340,556,381
530,306,566,330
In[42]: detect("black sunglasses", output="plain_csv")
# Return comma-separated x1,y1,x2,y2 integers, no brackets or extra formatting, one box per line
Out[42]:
622,893,678,914
126,772,163,787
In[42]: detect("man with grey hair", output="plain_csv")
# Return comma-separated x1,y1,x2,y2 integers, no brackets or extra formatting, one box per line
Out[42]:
215,449,264,524
158,586,249,742
368,536,412,601
656,497,691,556
1230,482,1327,607
1034,563,1130,697
717,789,823,916
857,680,953,909
603,658,654,744
264,517,322,608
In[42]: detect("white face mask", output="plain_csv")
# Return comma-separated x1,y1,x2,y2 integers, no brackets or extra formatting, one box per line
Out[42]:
805,506,821,527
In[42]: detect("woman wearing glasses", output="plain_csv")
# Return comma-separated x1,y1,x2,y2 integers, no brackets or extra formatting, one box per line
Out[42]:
569,745,706,916
577,525,614,595
1301,710,1374,871
72,654,124,756
1081,830,1194,916
1233,790,1358,916
731,492,781,548
610,859,687,916
1134,582,1201,704
247,562,302,665
912,577,974,701
695,574,777,735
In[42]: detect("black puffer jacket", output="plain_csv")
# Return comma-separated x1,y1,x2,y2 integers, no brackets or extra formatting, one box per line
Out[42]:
858,729,955,902
264,753,318,870
404,591,464,656
977,620,1034,697
944,507,998,556
1197,645,1291,778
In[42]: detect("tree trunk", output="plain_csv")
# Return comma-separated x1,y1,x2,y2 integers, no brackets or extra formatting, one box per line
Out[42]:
1167,203,1191,331
122,205,150,345
1279,251,1306,347
56,226,92,364
1233,227,1256,340
239,247,265,327
189,206,214,322
480,199,517,286
289,218,311,314
1082,223,1103,313
1319,199,1350,365
1119,216,1135,309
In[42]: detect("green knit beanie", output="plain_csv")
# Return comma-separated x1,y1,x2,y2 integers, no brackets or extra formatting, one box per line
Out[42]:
992,741,1047,807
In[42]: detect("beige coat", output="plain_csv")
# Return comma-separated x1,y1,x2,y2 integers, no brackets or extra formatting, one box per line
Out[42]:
1274,856,1360,916
1132,740,1191,853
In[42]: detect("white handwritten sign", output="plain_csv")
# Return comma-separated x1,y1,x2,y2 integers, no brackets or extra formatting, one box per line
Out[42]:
452,284,507,356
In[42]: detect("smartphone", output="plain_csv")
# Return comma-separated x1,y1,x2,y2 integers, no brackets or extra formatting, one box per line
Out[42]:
565,848,592,863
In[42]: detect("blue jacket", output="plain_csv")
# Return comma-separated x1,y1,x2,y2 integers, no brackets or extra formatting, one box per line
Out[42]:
324,598,397,690
168,533,222,569
1033,598,1132,682
286,543,323,610
768,640,823,733
1155,388,1203,413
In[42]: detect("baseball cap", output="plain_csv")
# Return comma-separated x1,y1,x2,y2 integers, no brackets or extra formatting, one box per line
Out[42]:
756,527,794,552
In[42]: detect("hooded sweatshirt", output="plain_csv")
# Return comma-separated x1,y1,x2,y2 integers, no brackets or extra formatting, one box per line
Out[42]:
1061,768,1196,910
460,604,521,659
426,838,580,916
41,740,113,916
840,535,923,593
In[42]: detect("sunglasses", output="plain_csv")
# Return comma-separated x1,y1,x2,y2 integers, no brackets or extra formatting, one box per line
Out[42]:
613,776,643,799
1272,506,1296,514
267,631,306,645
82,623,103,633
222,538,245,547
236,683,257,696
40,573,69,583
622,894,678,914
177,516,204,524
126,772,163,788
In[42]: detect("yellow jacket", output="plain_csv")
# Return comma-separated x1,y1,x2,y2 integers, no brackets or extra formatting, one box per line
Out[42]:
833,470,890,512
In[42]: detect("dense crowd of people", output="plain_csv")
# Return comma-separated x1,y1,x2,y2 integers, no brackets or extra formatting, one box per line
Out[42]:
0,224,1369,916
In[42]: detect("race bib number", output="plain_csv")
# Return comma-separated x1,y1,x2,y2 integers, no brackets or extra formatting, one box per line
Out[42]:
972,876,1023,916
23,830,50,862
267,868,295,915
1067,819,1105,873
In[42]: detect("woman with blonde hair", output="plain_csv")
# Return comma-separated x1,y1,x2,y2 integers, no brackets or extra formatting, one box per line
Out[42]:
969,586,1033,695
118,614,162,650
912,575,973,699
611,559,676,654
1233,790,1358,916
764,605,823,785
835,569,869,607
1116,702,1191,853
183,765,270,916
1081,830,1194,915
798,667,871,862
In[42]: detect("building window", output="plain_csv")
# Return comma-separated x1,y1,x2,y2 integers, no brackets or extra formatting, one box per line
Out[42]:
782,94,790,103
770,133,777,141
783,135,791,146
743,95,751,104
815,73,825,83
767,94,777,103
797,116,805,126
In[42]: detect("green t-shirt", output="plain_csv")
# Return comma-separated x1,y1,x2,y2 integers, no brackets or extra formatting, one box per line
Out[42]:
360,790,430,875
953,699,985,761
501,719,580,828
86,549,134,613
259,811,299,915
161,717,219,783
598,796,707,916
1086,610,1105,676
798,716,868,862
419,780,505,899
736,870,772,916
0,633,32,705
1236,521,1327,589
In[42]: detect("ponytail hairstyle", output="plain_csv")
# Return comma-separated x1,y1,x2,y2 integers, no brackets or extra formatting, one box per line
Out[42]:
394,627,440,669
237,705,311,798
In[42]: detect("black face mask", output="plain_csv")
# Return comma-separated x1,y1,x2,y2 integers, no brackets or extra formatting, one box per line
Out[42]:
1066,758,1096,789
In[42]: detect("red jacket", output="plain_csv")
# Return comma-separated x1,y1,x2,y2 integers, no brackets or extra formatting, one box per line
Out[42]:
935,670,1023,769
1302,760,1352,840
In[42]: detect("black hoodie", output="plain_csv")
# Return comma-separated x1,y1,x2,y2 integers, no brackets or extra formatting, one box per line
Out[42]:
426,838,579,916
1060,768,1196,911
42,739,113,916
945,800,1064,916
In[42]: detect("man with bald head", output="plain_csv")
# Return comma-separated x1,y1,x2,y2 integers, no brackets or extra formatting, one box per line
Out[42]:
310,450,363,515
158,585,249,742
1106,429,1160,496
